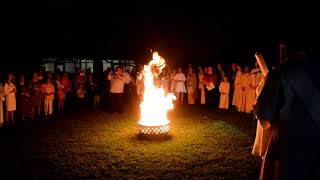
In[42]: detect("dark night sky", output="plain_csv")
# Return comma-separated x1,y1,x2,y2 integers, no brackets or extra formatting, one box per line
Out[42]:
1,2,319,67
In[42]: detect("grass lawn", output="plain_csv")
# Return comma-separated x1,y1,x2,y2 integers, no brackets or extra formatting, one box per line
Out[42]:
0,105,261,179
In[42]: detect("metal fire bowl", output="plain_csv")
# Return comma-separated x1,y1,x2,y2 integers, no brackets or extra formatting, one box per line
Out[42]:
139,123,170,135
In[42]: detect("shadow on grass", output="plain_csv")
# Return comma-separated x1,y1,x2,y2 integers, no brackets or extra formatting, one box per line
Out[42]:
133,133,173,142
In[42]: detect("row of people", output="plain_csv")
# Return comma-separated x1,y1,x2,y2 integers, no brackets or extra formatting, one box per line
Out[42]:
132,62,262,113
0,62,263,127
0,69,104,128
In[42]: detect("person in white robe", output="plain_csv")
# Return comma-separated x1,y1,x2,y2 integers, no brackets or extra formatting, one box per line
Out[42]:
232,65,243,111
186,67,197,104
219,76,230,109
251,53,274,180
43,78,55,116
197,66,205,104
0,82,4,127
173,67,186,104
237,66,248,112
217,64,225,82
169,69,177,95
249,62,263,106
136,69,144,101
3,74,17,126
161,69,170,94
242,66,252,113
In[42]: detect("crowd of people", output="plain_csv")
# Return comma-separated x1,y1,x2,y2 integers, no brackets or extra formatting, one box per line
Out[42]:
135,62,262,113
0,61,262,128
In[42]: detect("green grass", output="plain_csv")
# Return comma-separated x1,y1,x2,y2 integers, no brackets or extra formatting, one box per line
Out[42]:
0,106,261,179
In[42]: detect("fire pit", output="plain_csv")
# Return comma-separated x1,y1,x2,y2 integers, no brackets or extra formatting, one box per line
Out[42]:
138,52,176,136
139,123,170,135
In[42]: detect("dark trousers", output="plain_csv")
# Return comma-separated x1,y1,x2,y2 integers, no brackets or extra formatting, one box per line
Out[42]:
205,88,215,106
110,93,123,113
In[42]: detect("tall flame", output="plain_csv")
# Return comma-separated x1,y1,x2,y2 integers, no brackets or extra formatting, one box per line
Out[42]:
139,52,176,126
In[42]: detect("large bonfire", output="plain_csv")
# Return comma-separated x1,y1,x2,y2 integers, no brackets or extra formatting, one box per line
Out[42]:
138,52,176,134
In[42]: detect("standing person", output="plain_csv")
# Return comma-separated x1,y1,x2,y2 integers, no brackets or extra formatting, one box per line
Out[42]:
37,70,44,82
161,69,170,94
212,67,220,107
204,67,208,75
219,76,230,109
20,86,33,120
3,74,17,126
61,72,71,107
102,68,112,110
197,66,205,104
107,66,129,114
31,73,43,120
17,75,27,120
130,68,137,97
56,74,65,111
249,62,263,109
121,66,132,103
47,71,54,84
0,82,4,127
43,78,55,118
136,67,144,102
241,66,251,113
203,66,217,106
173,67,187,104
86,73,95,108
186,66,197,104
232,65,243,111
254,48,320,180
93,79,102,110
229,63,237,108
18,75,26,92
76,84,86,107
169,69,177,95
217,64,225,83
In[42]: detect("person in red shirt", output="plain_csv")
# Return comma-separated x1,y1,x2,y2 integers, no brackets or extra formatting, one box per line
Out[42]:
203,66,218,106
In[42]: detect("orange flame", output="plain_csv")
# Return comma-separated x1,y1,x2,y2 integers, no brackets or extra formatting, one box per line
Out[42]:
139,52,176,126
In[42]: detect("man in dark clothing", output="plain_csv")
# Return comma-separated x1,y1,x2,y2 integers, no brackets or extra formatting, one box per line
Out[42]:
254,49,320,180
228,63,237,109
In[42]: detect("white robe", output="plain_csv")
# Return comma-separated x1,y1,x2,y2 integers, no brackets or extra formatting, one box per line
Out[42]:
162,76,170,94
0,83,4,125
198,73,205,104
174,73,186,93
232,71,243,108
237,73,248,112
219,82,230,109
3,82,16,111
252,76,273,157
169,73,176,93
249,68,263,106
242,73,252,113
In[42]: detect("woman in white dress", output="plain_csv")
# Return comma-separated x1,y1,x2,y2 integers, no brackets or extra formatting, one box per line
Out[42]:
3,74,17,126
219,76,230,109
174,67,186,104
232,65,243,111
